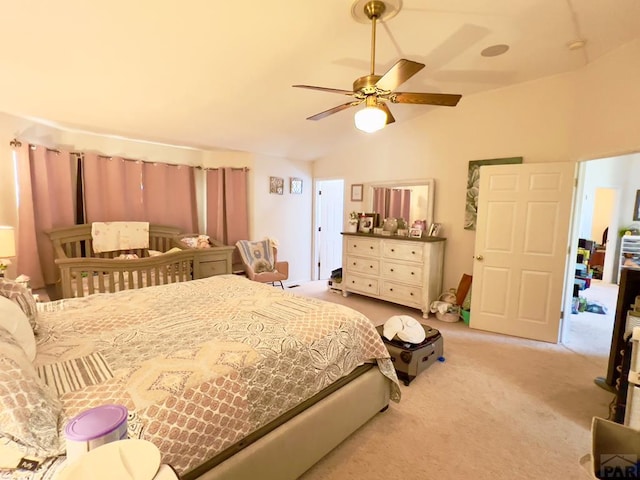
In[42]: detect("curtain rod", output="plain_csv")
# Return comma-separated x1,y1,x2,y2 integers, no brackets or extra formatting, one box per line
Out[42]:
9,139,249,171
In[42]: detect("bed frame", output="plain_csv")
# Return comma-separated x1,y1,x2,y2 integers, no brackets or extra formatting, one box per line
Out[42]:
48,224,234,299
190,365,391,480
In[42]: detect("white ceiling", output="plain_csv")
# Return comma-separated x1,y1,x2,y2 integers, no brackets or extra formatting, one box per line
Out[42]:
1,0,639,161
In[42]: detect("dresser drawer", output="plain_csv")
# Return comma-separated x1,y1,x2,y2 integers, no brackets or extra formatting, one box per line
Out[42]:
346,237,380,256
345,275,379,295
199,260,228,278
346,255,380,275
382,241,423,262
381,281,422,307
382,261,423,285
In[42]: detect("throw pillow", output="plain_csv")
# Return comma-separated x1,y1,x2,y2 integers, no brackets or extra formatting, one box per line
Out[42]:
236,240,275,273
0,278,38,334
0,327,62,457
0,296,36,361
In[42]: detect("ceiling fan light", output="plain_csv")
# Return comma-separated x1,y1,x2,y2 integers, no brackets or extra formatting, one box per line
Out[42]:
354,105,387,133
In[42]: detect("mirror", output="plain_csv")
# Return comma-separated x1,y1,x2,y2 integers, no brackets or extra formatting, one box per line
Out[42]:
362,178,435,228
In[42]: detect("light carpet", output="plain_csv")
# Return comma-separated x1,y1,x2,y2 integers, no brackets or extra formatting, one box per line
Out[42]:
294,281,614,480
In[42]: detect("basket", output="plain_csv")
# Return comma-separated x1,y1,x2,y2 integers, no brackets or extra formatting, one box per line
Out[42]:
433,292,461,323
438,291,457,304
436,311,461,323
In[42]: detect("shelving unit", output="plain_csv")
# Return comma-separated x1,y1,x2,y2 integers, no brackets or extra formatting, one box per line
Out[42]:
596,268,640,392
574,238,595,292
618,235,640,284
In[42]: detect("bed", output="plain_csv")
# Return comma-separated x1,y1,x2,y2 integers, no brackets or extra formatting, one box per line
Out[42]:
47,224,235,299
0,274,400,480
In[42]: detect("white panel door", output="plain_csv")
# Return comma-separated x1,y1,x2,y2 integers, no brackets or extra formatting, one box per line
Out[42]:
470,162,576,343
316,180,344,280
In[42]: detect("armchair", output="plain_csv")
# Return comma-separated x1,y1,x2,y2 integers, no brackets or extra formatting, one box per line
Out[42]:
236,239,289,288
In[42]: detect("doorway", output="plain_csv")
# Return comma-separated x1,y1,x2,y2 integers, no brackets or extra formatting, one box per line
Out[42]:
314,179,344,281
561,153,640,357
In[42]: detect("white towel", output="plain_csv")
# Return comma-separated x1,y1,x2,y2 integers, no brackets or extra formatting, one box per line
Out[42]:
429,300,452,315
91,222,149,253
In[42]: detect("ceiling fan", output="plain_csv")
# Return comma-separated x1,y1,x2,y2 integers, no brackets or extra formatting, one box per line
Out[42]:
293,0,462,133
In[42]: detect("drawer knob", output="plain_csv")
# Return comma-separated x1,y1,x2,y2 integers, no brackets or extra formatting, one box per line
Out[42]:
390,268,394,272
353,262,356,265
370,246,373,249
389,288,393,292
411,272,415,275
368,284,372,287
369,265,373,268
391,248,395,252
352,280,355,284
411,251,415,254
410,292,414,296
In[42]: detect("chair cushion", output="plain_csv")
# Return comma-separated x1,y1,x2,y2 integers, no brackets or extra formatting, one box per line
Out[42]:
237,240,276,273
253,271,287,282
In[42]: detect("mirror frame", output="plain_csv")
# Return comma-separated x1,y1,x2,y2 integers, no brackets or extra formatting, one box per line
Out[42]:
362,178,435,227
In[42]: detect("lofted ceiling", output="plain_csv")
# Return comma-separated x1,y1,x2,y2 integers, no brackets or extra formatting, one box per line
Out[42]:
1,0,639,161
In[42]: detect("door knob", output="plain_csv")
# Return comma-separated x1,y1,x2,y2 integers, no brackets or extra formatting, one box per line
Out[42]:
475,255,484,261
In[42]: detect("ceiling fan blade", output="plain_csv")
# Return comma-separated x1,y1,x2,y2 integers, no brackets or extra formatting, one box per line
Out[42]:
307,102,359,121
378,102,395,125
391,92,462,107
375,59,425,92
292,85,355,96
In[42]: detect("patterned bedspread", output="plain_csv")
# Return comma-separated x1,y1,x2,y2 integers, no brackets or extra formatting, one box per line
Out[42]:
14,275,399,478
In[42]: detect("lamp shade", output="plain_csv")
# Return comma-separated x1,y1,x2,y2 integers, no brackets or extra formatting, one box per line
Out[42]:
354,105,387,133
0,226,16,258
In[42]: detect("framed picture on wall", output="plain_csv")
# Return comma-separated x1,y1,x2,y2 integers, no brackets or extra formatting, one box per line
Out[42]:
351,184,363,202
270,176,284,195
634,190,640,221
290,177,303,194
464,157,523,230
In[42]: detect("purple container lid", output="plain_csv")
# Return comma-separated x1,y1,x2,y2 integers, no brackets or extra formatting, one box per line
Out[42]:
65,404,128,441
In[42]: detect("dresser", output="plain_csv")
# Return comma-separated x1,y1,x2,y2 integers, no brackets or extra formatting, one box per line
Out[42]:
341,232,445,317
174,235,235,279
193,246,235,278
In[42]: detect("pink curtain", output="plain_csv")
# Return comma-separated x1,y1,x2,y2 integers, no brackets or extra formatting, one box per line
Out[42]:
142,163,198,233
83,154,145,222
373,187,387,220
372,187,411,221
14,144,75,288
388,189,411,220
83,156,198,233
206,168,249,262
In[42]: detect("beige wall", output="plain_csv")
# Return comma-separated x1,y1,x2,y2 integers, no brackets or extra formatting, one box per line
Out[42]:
2,39,639,290
314,39,640,290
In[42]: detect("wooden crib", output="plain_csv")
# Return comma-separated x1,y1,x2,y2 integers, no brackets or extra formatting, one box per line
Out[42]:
48,224,234,299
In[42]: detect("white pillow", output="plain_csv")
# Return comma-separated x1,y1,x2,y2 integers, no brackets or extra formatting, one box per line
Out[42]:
0,296,36,361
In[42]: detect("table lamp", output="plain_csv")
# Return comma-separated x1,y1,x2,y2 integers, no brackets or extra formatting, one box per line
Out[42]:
0,226,16,277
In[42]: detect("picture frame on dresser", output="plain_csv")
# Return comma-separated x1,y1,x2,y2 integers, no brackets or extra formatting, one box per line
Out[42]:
409,228,423,238
359,212,379,229
358,215,374,233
